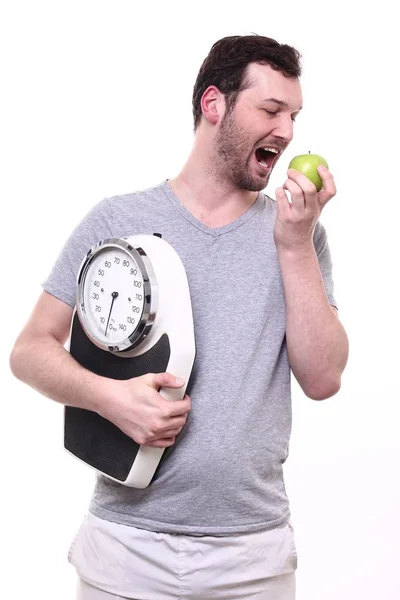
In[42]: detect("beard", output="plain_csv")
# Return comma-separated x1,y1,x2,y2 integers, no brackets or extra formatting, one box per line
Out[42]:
213,110,270,192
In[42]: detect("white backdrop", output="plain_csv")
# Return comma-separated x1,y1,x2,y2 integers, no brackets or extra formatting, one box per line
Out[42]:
1,1,399,599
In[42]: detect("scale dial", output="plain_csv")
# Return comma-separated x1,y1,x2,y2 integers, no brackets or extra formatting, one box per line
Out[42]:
76,238,157,353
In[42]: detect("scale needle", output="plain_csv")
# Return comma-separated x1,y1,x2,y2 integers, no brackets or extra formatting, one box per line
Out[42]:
105,291,119,337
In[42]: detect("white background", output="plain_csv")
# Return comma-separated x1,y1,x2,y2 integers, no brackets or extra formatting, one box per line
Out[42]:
1,1,399,598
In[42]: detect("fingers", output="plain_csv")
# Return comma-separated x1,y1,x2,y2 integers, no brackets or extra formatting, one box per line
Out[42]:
126,374,191,447
317,165,336,205
133,393,191,445
144,372,185,390
157,413,188,434
275,186,291,218
146,437,176,448
142,373,191,416
133,410,188,446
286,166,336,208
140,415,189,448
285,169,319,215
283,178,305,218
166,394,191,417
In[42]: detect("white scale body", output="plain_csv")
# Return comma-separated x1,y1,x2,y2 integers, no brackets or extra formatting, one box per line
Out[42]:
64,234,196,488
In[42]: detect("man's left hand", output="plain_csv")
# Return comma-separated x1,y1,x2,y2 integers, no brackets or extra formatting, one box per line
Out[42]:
273,165,336,253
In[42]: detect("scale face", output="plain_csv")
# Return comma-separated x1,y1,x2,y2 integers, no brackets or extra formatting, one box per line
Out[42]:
65,234,196,489
76,238,157,354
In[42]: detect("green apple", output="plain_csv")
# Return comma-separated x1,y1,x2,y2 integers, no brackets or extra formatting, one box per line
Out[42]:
288,152,329,191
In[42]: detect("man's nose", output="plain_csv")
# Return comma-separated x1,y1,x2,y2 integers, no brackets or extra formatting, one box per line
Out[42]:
272,116,294,144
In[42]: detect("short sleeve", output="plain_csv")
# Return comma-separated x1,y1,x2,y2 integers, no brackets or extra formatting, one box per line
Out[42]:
42,198,114,307
313,221,338,309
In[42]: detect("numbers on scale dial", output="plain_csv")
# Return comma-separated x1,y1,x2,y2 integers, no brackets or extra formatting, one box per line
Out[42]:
84,247,145,342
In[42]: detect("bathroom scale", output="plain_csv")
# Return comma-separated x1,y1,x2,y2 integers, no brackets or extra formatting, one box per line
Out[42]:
64,233,196,488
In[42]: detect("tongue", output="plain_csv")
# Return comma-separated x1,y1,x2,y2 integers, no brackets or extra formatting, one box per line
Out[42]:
256,148,272,166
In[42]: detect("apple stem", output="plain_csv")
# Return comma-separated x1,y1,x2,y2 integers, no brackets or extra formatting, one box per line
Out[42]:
308,150,310,154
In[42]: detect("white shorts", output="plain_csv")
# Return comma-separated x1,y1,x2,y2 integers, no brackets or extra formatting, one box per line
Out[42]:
69,512,297,600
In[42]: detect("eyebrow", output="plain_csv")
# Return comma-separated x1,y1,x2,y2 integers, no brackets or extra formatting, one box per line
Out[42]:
263,97,303,111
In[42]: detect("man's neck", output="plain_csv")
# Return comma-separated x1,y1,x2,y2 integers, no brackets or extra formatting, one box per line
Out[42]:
169,151,258,229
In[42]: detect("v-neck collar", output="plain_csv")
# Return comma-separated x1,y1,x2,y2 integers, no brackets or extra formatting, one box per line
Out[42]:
162,180,264,238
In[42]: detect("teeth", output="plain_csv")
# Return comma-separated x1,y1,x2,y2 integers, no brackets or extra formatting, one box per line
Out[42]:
262,147,279,154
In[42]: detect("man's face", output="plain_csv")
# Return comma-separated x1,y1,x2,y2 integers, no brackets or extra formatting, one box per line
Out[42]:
214,63,303,192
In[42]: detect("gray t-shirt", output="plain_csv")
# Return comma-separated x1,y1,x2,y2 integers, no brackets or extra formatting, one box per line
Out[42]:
43,180,337,536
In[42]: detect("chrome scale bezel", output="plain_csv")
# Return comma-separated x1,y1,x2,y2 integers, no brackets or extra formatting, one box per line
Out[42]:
76,237,158,354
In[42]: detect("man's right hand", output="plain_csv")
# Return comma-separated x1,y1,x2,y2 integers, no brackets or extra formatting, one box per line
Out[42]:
10,293,191,449
98,372,191,448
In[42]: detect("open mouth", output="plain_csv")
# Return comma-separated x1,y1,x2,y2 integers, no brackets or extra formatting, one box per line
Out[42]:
254,146,281,171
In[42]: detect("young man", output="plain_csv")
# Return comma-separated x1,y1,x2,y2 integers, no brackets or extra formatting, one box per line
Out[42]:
10,34,349,599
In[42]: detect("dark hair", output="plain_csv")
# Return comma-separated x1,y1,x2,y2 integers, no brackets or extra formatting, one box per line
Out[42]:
192,34,302,129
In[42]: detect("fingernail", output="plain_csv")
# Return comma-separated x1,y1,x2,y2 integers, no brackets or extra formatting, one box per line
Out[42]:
175,377,185,385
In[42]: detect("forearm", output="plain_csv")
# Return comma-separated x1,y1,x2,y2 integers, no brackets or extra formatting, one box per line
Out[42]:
278,244,349,400
10,334,109,412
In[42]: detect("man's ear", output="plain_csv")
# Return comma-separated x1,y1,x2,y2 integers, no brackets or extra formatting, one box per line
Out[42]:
200,85,224,125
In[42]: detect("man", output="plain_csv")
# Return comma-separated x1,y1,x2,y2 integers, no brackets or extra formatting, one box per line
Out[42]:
10,34,349,599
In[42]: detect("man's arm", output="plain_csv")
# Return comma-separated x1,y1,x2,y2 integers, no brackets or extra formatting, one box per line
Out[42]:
274,165,349,400
9,291,109,411
278,246,348,400
9,291,191,447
